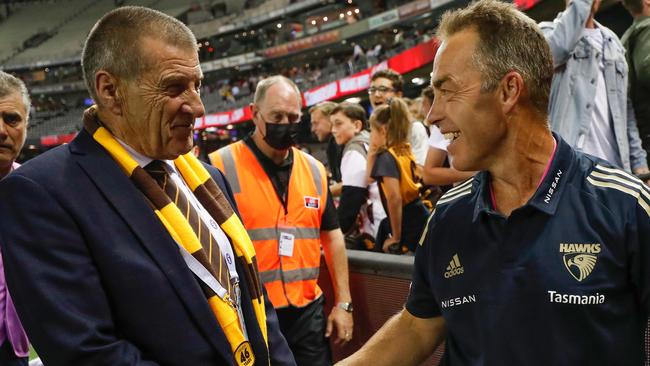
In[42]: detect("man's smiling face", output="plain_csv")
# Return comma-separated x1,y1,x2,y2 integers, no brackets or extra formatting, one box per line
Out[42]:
425,27,507,172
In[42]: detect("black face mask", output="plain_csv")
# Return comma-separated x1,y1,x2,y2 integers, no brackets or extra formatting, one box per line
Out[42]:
263,122,300,150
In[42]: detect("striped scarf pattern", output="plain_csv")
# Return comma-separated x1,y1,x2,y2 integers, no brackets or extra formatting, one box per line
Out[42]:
83,106,266,366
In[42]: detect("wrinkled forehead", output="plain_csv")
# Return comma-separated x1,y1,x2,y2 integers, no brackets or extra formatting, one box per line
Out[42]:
0,92,28,115
431,30,479,85
138,36,201,77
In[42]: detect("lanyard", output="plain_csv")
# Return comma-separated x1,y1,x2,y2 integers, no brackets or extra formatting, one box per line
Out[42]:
163,162,248,338
167,165,239,280
178,244,249,341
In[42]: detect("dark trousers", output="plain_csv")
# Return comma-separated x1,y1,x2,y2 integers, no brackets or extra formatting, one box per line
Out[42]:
275,296,331,366
0,340,28,366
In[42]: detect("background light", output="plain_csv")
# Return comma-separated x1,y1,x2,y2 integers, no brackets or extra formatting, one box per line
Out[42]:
411,77,426,86
344,97,361,104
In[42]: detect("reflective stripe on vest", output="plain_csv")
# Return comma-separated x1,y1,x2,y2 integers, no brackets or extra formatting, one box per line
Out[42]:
247,227,320,241
303,153,323,196
209,141,327,308
259,267,320,284
215,146,241,194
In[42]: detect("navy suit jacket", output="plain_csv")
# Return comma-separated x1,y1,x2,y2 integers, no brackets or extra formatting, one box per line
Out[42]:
0,130,295,366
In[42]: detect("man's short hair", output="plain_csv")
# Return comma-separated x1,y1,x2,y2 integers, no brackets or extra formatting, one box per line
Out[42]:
82,6,198,103
623,0,643,15
331,102,368,130
308,101,338,117
437,0,554,115
253,75,302,107
0,71,31,119
421,86,434,102
371,69,404,92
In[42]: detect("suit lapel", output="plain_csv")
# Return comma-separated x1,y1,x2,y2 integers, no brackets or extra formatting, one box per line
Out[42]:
69,131,234,363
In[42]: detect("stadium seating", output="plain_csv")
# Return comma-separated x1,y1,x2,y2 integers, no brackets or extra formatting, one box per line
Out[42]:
27,108,83,140
0,0,97,64
3,0,431,144
2,0,201,68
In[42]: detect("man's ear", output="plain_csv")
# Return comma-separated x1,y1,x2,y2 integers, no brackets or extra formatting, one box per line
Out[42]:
499,71,524,116
396,90,403,98
250,102,259,119
95,71,123,116
250,103,264,134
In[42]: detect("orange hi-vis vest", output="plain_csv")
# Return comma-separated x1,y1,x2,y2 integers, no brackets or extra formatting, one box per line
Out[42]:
210,141,327,308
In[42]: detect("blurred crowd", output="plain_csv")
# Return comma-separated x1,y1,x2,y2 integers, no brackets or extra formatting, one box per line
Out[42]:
2,1,650,365
305,68,471,255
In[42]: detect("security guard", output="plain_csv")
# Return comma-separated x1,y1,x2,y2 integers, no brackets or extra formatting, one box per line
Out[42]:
211,76,353,366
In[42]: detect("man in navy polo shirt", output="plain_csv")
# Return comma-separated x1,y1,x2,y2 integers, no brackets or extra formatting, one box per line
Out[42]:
338,1,650,365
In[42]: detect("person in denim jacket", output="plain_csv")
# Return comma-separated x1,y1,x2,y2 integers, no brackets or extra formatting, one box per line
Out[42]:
540,0,650,176
622,0,650,166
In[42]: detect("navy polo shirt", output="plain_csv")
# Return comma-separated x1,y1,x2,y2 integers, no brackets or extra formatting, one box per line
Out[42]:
406,135,650,365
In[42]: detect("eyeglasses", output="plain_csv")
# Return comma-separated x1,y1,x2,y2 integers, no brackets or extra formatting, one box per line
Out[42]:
368,86,395,95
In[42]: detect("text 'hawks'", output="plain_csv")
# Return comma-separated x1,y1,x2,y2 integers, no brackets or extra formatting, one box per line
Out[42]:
559,243,601,254
560,243,600,282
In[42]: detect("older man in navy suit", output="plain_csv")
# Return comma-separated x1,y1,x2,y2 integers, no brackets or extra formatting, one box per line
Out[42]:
0,6,294,366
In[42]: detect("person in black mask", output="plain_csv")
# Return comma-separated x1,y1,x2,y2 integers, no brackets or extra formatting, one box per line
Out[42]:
209,75,353,366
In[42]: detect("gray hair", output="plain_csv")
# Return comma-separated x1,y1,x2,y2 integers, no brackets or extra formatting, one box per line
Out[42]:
82,6,198,103
0,71,31,119
437,0,554,115
253,75,302,107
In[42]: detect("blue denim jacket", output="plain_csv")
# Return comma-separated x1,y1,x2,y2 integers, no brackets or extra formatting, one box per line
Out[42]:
540,0,647,172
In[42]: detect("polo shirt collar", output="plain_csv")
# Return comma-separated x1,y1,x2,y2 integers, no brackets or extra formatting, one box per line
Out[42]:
472,171,493,221
473,133,575,221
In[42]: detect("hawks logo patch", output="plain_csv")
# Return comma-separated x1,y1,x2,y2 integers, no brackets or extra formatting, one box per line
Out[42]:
559,243,600,282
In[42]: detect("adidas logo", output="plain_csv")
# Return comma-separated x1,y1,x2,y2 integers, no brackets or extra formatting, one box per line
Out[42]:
444,254,464,278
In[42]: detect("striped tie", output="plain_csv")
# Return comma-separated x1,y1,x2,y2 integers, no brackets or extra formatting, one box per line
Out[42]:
145,160,236,305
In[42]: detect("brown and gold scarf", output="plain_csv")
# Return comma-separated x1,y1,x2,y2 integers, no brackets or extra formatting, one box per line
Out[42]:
83,106,266,366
